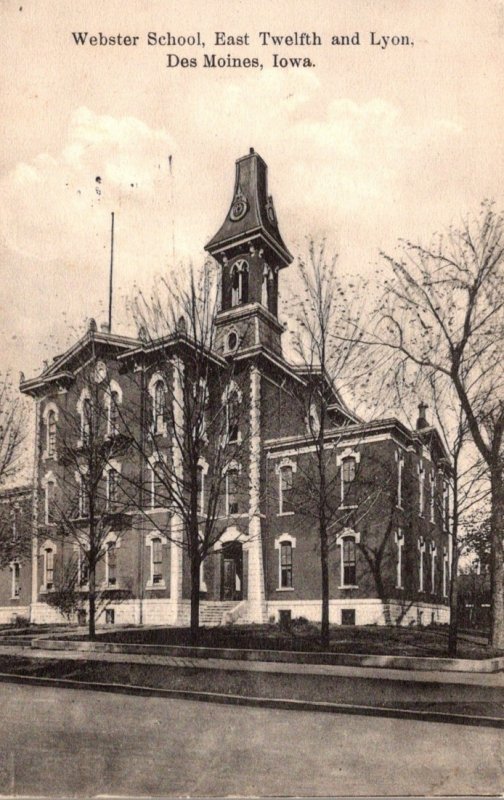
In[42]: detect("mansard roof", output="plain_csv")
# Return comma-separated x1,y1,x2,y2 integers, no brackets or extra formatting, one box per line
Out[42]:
20,326,139,397
205,148,292,268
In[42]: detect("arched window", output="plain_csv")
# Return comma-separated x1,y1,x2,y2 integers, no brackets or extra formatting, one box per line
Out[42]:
82,397,92,444
262,265,274,309
226,467,240,516
230,260,249,306
342,537,356,586
274,534,296,590
148,456,169,509
78,549,89,587
226,391,240,443
10,562,20,599
45,480,56,525
279,466,294,514
44,547,54,590
148,373,168,436
336,530,360,588
337,448,361,507
109,391,119,436
107,468,118,510
106,541,117,586
145,532,168,588
47,410,57,457
79,477,88,518
280,542,293,588
151,538,163,585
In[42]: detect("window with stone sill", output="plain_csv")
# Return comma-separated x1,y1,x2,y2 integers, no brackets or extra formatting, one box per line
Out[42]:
151,537,163,585
342,536,357,587
226,468,239,516
280,541,293,589
341,458,357,506
11,562,20,599
47,410,57,457
44,548,54,590
105,541,117,586
279,465,294,514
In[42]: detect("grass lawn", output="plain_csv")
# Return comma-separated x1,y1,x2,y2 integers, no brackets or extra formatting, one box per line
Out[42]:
91,622,498,660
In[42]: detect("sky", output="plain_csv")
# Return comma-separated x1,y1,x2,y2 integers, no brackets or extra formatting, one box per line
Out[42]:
1,0,503,383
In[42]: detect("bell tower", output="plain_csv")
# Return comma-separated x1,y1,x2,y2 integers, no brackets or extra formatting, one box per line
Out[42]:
205,149,292,357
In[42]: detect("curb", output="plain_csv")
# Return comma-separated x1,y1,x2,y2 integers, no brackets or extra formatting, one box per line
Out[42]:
29,637,504,674
0,671,502,729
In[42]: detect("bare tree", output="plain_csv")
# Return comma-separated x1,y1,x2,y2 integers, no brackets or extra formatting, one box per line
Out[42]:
123,261,252,645
288,240,371,647
0,372,27,487
43,357,133,639
375,202,504,648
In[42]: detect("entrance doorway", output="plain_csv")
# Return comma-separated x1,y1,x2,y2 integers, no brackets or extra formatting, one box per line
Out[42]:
221,541,243,601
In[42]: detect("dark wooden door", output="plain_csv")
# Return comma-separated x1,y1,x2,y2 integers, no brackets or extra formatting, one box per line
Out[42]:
222,559,236,600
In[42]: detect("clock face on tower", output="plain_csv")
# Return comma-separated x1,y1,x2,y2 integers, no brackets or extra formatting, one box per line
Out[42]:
92,361,107,384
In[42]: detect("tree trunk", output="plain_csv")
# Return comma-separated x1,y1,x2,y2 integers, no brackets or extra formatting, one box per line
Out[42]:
320,519,330,649
448,544,459,658
190,553,201,647
88,565,96,640
490,468,504,650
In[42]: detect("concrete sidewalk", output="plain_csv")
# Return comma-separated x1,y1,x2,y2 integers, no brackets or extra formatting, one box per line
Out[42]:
1,642,503,687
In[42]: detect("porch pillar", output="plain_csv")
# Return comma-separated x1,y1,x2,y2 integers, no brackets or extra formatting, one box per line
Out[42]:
247,365,267,622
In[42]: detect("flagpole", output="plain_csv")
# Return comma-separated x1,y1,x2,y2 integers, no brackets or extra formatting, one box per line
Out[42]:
108,211,115,333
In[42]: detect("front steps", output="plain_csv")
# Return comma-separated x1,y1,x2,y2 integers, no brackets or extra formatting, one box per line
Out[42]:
199,601,246,626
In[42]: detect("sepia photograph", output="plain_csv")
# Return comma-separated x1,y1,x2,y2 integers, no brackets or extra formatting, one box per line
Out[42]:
0,0,503,797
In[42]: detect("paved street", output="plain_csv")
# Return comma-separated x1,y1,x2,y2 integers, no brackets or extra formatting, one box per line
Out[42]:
0,683,501,796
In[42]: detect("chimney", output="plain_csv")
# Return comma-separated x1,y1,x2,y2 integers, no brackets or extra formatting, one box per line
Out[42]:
100,323,110,334
416,401,429,430
88,318,97,333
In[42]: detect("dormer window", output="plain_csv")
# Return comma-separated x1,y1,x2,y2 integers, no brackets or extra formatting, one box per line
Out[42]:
231,260,249,306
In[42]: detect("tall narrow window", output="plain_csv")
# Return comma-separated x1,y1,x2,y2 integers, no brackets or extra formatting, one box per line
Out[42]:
151,537,163,585
395,451,404,508
430,542,437,593
226,390,240,443
151,461,167,509
197,465,204,514
230,259,249,306
153,380,166,434
45,480,56,525
226,468,239,515
106,542,117,586
109,391,119,436
107,469,118,511
342,536,357,586
418,537,426,592
341,458,356,504
279,465,294,514
418,462,425,516
47,410,57,457
78,550,89,586
11,562,20,599
79,478,88,518
443,547,448,597
280,542,293,588
45,548,54,590
395,530,404,589
430,472,436,523
11,506,19,544
82,398,92,445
